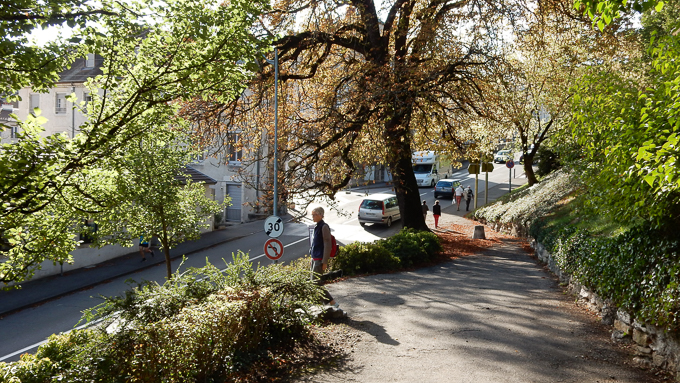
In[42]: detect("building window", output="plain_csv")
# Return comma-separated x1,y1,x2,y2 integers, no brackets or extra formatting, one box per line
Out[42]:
29,94,40,115
85,54,95,68
10,126,18,138
1,91,19,109
55,93,67,114
83,92,92,105
227,133,242,163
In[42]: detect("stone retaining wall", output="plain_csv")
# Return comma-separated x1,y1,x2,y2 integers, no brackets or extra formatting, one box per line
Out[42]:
479,218,680,380
533,240,680,381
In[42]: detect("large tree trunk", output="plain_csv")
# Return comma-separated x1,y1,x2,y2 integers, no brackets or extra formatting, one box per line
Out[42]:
385,115,429,232
391,149,429,231
523,154,538,186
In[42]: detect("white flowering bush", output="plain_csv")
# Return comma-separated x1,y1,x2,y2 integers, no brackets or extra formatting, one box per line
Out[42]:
474,169,579,227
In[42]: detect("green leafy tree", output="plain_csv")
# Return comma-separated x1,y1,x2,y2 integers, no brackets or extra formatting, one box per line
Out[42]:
1,0,270,286
92,129,226,280
0,0,120,95
478,1,634,186
568,0,680,226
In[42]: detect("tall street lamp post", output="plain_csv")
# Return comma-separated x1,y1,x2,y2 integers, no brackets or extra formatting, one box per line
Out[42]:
263,48,279,215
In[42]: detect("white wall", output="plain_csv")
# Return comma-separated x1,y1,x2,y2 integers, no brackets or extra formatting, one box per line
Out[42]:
20,243,137,282
14,85,91,138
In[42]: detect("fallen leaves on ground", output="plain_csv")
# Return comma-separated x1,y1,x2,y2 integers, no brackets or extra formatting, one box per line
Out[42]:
434,221,532,262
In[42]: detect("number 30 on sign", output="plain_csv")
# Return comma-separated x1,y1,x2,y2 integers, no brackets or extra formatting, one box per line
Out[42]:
264,215,284,238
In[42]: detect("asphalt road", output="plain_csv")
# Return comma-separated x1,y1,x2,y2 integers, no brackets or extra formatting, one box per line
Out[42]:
0,162,526,362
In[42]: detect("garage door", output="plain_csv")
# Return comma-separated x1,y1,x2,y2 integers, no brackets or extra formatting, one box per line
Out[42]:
225,184,242,222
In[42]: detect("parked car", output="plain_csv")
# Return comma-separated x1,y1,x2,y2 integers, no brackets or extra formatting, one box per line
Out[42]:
434,179,463,199
358,193,401,227
493,149,512,163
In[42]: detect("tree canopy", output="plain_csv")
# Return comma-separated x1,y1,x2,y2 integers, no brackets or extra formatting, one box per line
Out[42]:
473,0,637,185
1,0,270,286
91,128,225,280
183,0,534,230
567,0,680,227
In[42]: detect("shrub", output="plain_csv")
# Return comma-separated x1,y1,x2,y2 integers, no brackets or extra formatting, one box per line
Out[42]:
380,229,442,267
475,169,579,227
1,252,323,383
330,228,442,274
0,355,56,383
535,147,561,177
330,241,400,274
531,216,680,332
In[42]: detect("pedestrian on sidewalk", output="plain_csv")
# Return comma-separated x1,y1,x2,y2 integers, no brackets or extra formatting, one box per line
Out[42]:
138,235,153,262
465,185,474,211
432,200,441,228
310,207,336,307
454,184,464,211
422,200,429,219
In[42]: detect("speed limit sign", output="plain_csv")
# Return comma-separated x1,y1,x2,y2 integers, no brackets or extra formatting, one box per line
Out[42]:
264,215,284,238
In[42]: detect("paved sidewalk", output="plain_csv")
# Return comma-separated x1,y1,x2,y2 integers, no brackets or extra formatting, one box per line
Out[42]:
0,218,269,317
297,217,661,383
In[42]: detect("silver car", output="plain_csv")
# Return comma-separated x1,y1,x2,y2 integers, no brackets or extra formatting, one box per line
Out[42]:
358,193,401,227
494,150,512,163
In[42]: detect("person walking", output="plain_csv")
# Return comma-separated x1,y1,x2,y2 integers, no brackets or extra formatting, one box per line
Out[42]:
422,200,429,220
432,200,441,228
454,184,464,211
310,207,336,306
138,235,153,262
465,185,475,211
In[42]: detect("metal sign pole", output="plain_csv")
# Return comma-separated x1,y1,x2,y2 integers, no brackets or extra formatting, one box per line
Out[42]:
273,47,279,216
485,169,489,206
264,48,279,216
474,172,479,210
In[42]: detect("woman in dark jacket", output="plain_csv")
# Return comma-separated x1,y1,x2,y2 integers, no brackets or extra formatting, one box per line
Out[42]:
432,200,441,228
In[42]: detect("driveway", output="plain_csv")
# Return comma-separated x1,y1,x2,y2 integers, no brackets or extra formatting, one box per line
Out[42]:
295,214,667,383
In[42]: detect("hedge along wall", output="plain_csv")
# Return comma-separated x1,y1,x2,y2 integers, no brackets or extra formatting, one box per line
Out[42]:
530,228,680,379
474,169,680,378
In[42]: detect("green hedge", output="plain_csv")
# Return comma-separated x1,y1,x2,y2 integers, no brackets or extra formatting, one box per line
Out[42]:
530,219,680,331
330,228,442,275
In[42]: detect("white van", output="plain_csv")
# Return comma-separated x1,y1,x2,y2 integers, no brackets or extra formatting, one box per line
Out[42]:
358,193,401,227
412,151,447,187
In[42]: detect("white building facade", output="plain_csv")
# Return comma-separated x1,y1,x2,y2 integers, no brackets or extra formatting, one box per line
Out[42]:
2,55,265,280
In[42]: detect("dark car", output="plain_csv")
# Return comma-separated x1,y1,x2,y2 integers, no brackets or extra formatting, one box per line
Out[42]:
434,179,462,199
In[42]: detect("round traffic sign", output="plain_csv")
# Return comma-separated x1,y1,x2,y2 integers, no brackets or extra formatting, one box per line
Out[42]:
264,215,284,238
264,238,284,260
506,160,515,169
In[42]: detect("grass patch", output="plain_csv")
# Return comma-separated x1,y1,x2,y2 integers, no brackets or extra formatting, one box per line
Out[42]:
540,194,629,238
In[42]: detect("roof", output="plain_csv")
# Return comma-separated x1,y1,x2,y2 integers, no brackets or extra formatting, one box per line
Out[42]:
56,55,104,84
175,166,218,185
